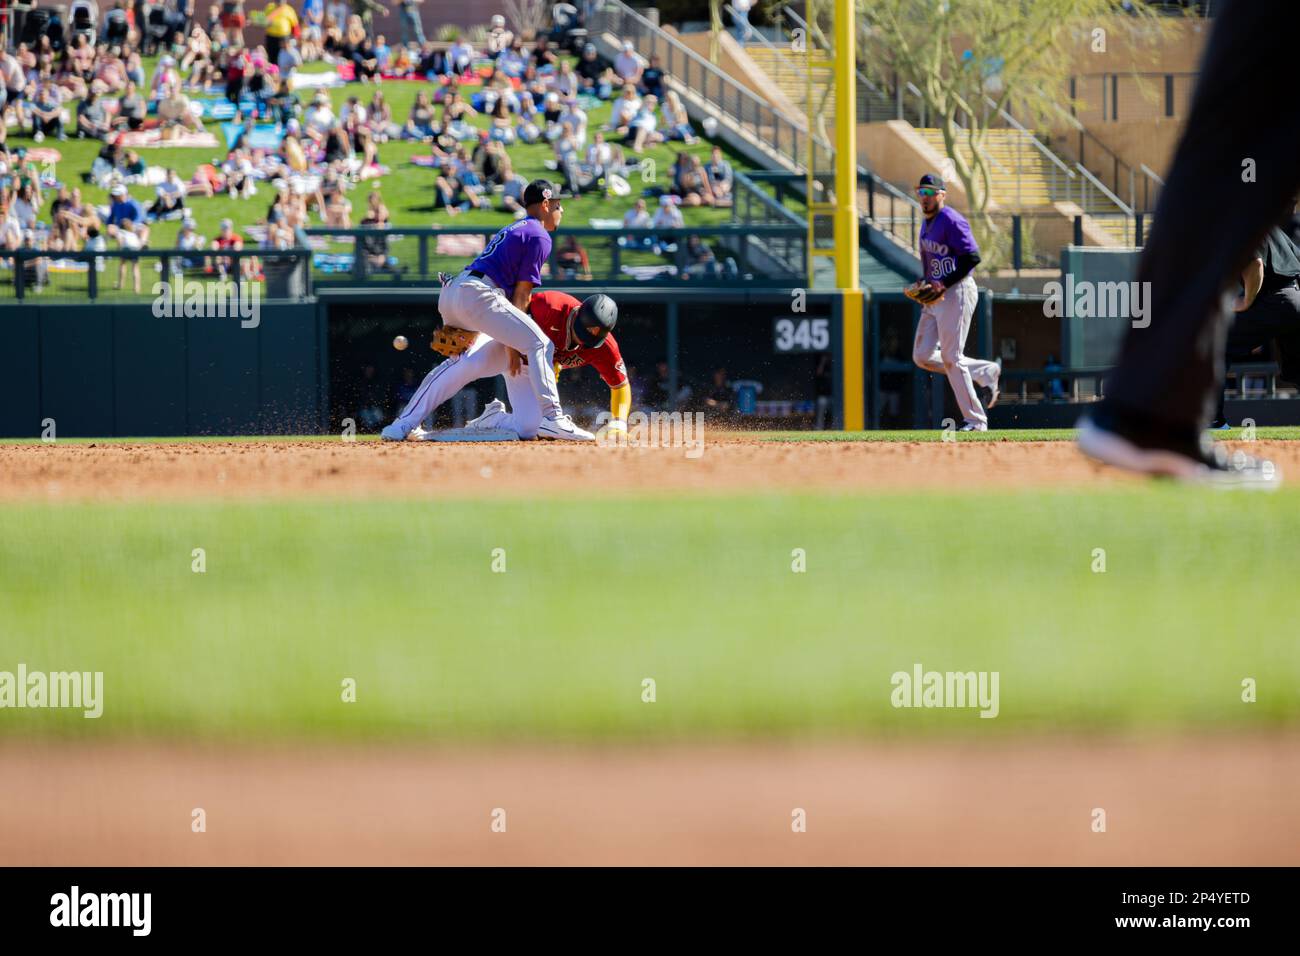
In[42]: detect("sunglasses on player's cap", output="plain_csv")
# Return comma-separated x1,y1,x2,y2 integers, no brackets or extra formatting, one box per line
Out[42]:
916,173,945,197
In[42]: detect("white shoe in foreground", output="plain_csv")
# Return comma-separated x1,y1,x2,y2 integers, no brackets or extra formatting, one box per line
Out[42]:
537,414,595,441
467,399,507,429
1077,416,1281,489
380,423,410,441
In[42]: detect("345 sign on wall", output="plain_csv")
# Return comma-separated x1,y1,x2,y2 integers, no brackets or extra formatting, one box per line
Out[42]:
773,317,831,353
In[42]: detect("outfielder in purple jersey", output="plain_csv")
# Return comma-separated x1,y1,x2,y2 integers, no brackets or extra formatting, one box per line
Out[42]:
911,173,1001,432
919,204,979,286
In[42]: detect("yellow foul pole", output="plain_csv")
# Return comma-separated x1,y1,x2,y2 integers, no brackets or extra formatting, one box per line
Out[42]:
835,0,864,429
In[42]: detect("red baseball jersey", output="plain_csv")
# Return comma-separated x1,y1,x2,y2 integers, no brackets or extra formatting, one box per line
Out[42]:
529,290,628,388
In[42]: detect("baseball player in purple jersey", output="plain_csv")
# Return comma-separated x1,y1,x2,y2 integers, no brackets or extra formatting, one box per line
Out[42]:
911,173,1002,431
381,178,592,441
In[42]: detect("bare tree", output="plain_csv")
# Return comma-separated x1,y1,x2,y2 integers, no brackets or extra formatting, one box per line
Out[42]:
860,0,1170,232
503,0,550,41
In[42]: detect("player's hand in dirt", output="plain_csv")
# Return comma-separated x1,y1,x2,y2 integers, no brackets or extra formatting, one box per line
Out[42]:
595,420,628,446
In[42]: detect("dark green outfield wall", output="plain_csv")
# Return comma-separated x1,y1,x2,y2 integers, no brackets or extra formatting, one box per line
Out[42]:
0,302,326,438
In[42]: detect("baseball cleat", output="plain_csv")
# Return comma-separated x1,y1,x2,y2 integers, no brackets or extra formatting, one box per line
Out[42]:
537,414,595,441
1077,414,1281,489
467,399,507,429
380,423,410,441
957,421,986,432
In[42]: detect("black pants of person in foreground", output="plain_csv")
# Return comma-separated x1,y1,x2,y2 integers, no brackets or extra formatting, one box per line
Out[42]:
1098,0,1300,448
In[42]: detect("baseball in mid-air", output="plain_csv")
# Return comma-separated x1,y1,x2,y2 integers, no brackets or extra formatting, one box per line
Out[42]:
393,335,408,351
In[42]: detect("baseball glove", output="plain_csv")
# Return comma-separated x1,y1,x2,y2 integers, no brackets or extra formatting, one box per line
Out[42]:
905,280,945,305
431,325,478,357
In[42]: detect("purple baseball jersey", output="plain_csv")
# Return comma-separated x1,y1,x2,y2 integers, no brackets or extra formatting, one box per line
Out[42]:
919,206,979,283
470,216,552,291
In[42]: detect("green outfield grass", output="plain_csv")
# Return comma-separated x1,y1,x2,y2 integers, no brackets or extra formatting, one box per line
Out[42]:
1,489,1296,741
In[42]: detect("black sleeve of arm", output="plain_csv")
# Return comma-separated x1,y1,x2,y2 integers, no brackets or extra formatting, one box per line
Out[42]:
944,251,981,286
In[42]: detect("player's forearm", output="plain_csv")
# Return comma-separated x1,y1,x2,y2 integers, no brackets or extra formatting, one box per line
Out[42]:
610,383,631,425
511,281,533,313
940,252,981,288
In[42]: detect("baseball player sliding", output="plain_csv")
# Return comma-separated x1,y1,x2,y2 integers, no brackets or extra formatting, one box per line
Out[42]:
382,178,591,441
383,289,628,441
906,173,1001,431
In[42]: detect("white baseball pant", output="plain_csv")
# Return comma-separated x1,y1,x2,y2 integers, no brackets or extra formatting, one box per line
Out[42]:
912,275,1000,428
390,336,546,439
438,270,561,420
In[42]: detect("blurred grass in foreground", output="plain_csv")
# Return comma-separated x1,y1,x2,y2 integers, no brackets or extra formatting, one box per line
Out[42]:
0,490,1296,741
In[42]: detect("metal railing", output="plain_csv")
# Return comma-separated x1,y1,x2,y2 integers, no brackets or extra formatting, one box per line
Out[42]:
588,0,824,173
305,223,806,287
745,168,922,253
776,4,909,125
4,247,311,302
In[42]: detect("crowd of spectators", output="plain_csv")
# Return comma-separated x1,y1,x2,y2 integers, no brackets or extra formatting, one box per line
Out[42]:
2,2,740,286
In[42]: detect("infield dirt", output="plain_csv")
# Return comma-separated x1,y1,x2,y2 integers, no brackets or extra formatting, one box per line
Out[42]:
4,436,1299,500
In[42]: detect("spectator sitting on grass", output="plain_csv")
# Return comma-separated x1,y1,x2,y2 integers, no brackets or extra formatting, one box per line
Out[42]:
498,38,527,79
53,187,99,249
532,36,559,72
433,159,487,216
368,90,398,142
106,182,145,229
446,34,474,77
442,90,478,140
8,181,39,233
627,94,662,153
278,37,304,77
224,147,258,198
575,43,611,100
612,40,641,89
662,90,696,145
486,14,513,56
157,84,205,136
623,196,651,231
151,55,180,101
501,170,528,217
267,76,299,126
638,54,665,99
177,217,206,270
305,92,335,142
32,83,67,142
608,85,640,134
706,146,733,203
550,60,578,98
78,89,115,140
404,90,437,141
673,152,717,207
115,81,147,130
559,95,588,148
150,169,187,220
585,130,613,181
651,193,683,251
181,25,214,74
320,169,353,225
488,97,516,143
